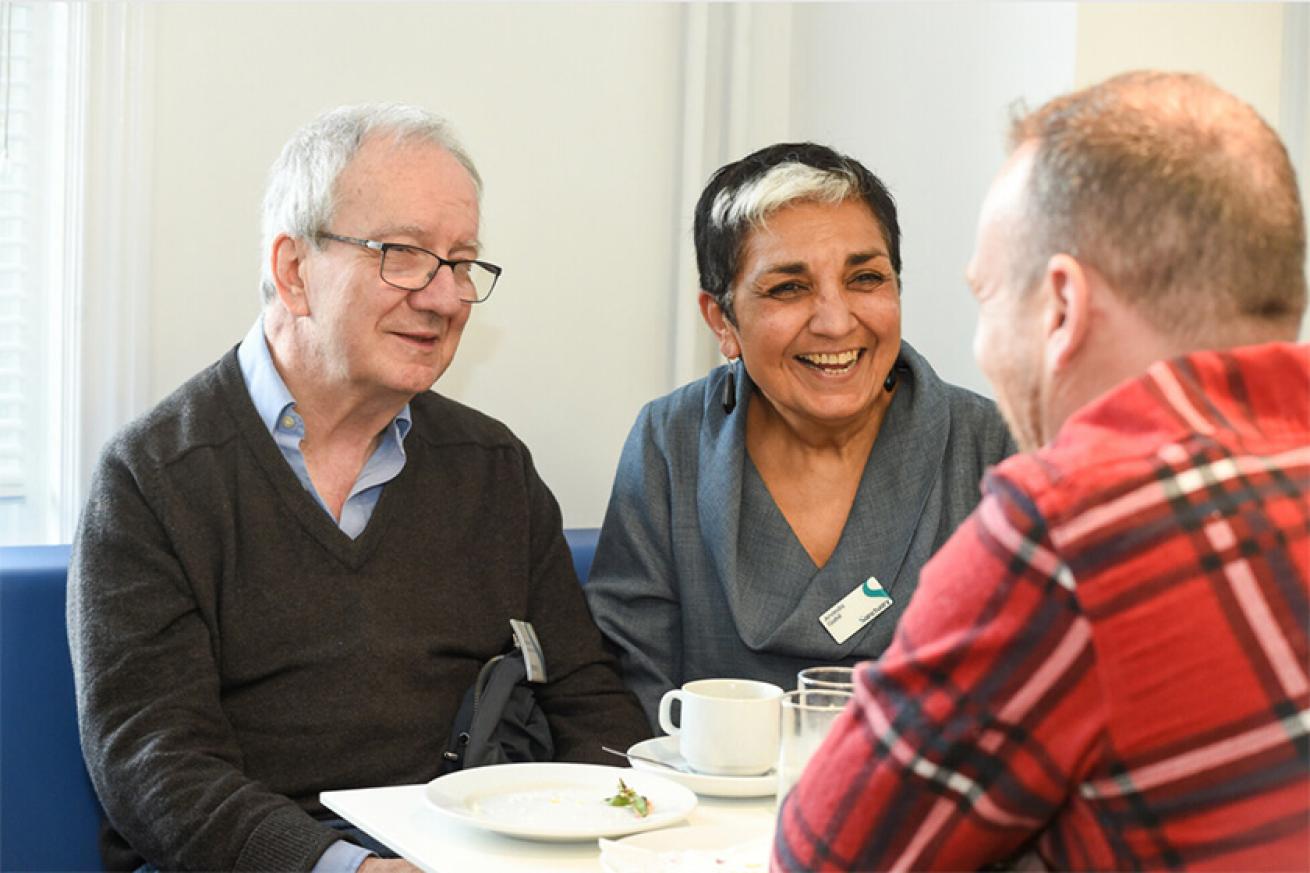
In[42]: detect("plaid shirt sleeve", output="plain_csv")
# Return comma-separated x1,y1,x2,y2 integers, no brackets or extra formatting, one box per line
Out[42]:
773,472,1103,872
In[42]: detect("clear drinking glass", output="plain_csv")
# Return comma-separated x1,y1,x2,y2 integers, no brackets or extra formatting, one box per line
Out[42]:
796,666,855,692
776,688,853,806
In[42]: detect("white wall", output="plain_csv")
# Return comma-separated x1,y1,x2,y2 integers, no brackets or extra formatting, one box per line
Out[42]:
148,2,685,527
1074,2,1308,341
788,2,1078,397
786,1,1303,394
128,2,1304,530
1075,3,1287,115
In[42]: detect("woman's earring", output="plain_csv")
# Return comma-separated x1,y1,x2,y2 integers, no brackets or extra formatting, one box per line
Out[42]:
883,366,898,392
722,360,737,414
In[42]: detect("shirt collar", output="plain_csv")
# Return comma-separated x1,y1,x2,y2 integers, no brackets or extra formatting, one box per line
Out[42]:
236,315,413,440
238,316,297,437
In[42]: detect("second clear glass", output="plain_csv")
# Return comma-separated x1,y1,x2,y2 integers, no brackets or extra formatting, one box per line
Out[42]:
796,665,855,692
776,688,853,807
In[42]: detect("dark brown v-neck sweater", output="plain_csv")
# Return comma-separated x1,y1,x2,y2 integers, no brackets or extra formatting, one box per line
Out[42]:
67,349,647,871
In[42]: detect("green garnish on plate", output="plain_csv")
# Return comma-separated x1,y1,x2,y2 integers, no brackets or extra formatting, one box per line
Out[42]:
604,778,651,817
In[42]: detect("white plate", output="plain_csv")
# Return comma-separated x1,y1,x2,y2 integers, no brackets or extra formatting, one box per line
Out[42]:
626,736,776,798
599,823,774,873
423,762,697,842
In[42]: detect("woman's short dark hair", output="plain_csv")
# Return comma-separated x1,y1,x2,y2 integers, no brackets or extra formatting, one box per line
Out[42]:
692,142,901,320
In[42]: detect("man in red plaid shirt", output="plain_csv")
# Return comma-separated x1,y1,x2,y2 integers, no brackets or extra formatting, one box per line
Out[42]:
775,71,1309,871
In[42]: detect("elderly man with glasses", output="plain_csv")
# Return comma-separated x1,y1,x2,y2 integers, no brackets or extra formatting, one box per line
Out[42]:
67,104,648,873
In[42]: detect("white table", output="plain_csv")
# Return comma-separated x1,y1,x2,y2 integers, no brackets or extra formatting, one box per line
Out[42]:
321,783,777,872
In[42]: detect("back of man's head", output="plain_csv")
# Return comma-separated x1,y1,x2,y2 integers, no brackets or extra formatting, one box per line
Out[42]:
1009,70,1306,344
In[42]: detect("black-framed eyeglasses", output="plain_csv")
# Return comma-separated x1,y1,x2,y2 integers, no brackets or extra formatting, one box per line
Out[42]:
316,232,502,303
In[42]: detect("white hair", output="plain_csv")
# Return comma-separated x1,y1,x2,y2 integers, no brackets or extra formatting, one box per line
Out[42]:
709,162,858,231
258,103,481,303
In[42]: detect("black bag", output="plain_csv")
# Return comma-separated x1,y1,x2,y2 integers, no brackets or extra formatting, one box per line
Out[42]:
440,619,554,773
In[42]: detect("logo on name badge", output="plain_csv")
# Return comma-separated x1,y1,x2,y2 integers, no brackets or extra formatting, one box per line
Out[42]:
819,575,893,644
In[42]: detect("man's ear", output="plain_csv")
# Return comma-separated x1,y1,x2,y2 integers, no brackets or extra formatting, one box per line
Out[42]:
270,234,312,317
698,292,742,359
1039,253,1092,372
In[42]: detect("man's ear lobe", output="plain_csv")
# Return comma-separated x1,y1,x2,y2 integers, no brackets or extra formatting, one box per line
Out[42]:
698,292,741,359
271,234,312,316
1041,253,1091,370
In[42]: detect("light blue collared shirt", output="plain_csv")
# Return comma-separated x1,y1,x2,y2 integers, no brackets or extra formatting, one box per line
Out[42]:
237,316,412,539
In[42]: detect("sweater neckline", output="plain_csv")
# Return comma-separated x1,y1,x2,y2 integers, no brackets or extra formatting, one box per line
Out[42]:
695,340,955,656
215,348,409,570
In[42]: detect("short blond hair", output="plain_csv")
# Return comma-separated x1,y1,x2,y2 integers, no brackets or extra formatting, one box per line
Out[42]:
1009,71,1306,338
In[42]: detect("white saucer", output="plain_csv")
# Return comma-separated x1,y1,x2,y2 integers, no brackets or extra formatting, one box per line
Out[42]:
626,736,776,798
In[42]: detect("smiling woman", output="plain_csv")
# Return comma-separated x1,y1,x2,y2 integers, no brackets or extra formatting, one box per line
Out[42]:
721,198,903,489
584,142,1018,727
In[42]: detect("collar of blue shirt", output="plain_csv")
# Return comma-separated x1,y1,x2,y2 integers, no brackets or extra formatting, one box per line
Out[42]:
236,316,413,538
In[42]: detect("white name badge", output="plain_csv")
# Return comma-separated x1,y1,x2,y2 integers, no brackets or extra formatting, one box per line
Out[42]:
819,576,893,644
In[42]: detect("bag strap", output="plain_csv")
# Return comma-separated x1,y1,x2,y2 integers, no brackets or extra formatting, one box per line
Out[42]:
510,618,547,683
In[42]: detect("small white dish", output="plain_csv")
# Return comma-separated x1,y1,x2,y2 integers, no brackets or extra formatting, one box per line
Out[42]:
626,736,776,798
599,823,773,873
423,762,696,842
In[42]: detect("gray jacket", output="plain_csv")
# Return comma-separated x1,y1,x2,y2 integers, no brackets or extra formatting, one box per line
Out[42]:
585,342,1015,726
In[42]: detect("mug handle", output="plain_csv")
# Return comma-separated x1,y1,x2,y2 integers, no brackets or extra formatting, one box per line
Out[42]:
657,689,683,736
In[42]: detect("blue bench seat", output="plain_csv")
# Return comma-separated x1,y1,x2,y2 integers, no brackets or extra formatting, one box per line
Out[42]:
0,528,601,872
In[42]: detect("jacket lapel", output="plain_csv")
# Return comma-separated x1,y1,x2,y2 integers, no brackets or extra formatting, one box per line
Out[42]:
696,361,747,603
693,343,954,657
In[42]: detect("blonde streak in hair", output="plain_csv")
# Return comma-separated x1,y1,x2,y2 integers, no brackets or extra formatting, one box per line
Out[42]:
709,187,735,229
711,163,856,230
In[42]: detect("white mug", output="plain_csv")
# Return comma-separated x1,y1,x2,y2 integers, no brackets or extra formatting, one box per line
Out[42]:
657,678,783,776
